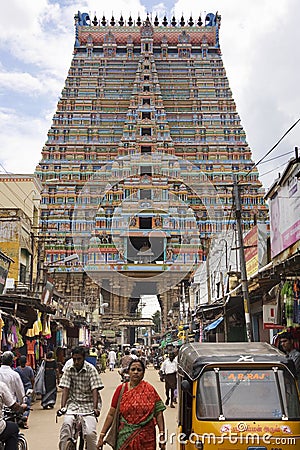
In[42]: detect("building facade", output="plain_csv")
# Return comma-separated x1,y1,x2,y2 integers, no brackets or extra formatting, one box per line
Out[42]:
35,12,267,342
0,174,42,290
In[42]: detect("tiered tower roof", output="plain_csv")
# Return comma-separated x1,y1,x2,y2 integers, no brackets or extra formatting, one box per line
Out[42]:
35,12,267,320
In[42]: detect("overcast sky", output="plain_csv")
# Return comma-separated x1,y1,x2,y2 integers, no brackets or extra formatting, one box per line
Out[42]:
0,0,299,192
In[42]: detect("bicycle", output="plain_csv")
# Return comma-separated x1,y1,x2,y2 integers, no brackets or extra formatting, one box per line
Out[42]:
0,408,28,450
57,409,96,450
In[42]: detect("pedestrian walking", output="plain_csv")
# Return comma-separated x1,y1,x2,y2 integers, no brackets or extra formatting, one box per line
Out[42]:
108,348,117,371
41,351,59,409
100,351,107,373
14,355,34,428
160,352,177,408
97,359,166,450
0,351,25,403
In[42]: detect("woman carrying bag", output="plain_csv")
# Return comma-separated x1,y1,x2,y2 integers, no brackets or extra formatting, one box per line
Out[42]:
97,359,166,450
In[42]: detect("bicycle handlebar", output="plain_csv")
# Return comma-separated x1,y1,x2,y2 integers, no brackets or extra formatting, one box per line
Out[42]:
57,409,95,417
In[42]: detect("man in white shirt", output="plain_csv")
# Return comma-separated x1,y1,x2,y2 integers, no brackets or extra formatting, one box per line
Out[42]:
0,352,25,402
160,353,178,408
107,349,117,371
0,379,27,449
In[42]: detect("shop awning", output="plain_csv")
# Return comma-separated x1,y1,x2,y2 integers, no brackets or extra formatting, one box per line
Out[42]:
204,316,224,331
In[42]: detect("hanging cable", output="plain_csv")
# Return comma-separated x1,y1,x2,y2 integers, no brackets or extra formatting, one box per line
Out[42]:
241,118,300,181
0,162,38,204
259,150,294,165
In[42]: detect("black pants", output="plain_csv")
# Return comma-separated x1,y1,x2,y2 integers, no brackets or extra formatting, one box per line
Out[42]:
165,373,177,404
0,421,19,450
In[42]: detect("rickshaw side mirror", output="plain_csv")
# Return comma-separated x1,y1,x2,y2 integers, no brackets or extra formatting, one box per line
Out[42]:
181,380,191,393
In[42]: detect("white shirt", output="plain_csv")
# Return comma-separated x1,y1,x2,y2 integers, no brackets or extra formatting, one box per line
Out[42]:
62,358,73,373
0,380,15,434
108,351,117,363
0,365,25,402
161,358,177,375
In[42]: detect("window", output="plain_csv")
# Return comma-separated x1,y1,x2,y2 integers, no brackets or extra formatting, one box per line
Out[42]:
140,189,152,199
19,264,26,284
144,75,149,81
142,112,151,120
141,165,152,175
141,128,151,136
141,146,151,154
143,98,150,105
197,368,300,420
143,85,150,92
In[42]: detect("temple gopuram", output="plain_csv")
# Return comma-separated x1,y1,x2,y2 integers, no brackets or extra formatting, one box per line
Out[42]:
35,11,267,342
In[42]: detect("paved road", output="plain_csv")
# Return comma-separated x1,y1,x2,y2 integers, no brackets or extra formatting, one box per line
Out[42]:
24,365,177,449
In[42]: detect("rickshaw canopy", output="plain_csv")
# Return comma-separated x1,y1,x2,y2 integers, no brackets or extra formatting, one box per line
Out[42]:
178,342,289,381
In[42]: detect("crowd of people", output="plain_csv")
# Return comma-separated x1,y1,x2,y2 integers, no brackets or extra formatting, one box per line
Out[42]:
0,333,299,449
0,344,170,450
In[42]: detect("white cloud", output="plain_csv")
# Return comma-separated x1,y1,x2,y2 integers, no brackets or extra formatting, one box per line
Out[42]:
0,70,60,96
0,107,48,173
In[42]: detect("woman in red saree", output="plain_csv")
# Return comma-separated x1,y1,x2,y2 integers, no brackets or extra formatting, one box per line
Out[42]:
97,359,166,450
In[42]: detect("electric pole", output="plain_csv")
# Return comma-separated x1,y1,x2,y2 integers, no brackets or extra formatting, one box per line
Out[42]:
233,176,253,342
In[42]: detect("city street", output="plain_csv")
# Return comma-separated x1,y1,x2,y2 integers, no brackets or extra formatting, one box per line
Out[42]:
24,365,177,449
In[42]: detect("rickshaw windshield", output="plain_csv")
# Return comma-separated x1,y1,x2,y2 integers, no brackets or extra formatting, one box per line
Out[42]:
197,367,300,420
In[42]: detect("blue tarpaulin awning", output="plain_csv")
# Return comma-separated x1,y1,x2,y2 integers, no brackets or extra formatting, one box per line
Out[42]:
204,316,224,331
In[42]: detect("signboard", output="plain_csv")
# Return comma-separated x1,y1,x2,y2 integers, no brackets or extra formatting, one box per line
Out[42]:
220,371,271,382
102,330,116,338
270,166,300,257
41,276,55,305
263,304,283,329
244,224,268,278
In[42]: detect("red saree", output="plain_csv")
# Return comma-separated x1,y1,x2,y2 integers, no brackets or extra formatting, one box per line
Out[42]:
114,380,165,450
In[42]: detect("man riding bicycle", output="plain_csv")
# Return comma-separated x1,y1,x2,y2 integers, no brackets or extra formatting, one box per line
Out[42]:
58,346,104,450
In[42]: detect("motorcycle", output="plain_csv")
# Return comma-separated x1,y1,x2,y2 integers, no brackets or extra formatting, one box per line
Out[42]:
0,408,28,450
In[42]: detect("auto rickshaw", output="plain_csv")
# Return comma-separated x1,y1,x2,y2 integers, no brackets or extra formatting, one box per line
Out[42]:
177,342,300,449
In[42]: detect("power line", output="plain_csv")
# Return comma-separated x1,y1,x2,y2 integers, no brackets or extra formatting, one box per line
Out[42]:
0,162,40,215
259,161,288,178
259,150,294,165
0,162,36,205
243,118,300,180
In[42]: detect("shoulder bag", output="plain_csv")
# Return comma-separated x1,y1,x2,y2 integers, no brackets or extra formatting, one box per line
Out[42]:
105,383,126,449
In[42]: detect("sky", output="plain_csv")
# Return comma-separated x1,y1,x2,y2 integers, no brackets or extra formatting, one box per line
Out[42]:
0,0,299,193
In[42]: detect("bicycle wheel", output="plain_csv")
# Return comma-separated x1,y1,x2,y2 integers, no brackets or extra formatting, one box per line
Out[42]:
17,435,28,450
65,439,77,450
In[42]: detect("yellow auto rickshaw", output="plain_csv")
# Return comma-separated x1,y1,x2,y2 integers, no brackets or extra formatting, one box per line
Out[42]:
177,342,300,449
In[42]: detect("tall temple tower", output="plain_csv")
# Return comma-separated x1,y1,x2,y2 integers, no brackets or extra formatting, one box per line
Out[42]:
35,11,267,340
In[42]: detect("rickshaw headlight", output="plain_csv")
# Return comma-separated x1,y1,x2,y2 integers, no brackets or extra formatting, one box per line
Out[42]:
195,441,203,449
